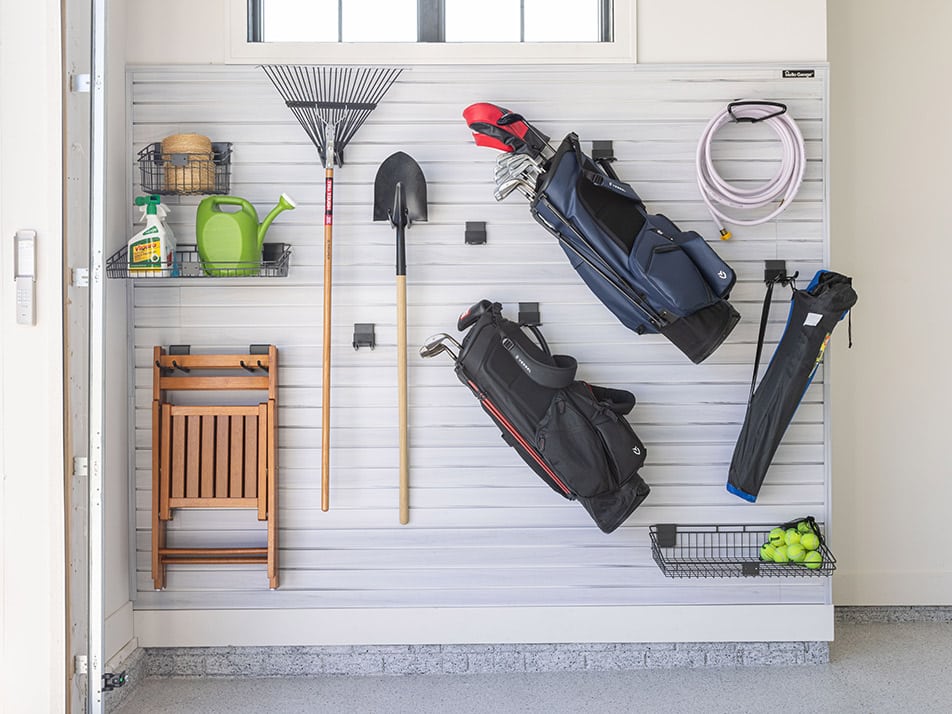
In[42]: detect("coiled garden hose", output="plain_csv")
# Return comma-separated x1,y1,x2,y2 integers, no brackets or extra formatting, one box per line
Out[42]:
696,101,806,240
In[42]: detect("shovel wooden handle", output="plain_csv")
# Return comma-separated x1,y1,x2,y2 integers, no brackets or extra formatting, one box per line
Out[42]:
322,166,334,512
397,275,409,524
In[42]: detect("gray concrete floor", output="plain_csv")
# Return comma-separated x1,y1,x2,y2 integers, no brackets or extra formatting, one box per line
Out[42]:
114,623,952,713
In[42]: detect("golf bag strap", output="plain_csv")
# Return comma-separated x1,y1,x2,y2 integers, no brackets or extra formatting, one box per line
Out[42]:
750,276,800,403
501,334,578,389
749,281,775,403
581,168,644,206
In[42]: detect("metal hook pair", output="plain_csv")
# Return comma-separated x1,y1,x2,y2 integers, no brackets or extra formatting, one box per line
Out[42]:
155,359,190,374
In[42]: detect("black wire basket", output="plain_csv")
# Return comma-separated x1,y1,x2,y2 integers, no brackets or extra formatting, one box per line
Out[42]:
106,243,291,279
649,520,836,578
137,142,232,196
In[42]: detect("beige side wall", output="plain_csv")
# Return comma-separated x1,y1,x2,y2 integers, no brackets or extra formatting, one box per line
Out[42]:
828,1,952,604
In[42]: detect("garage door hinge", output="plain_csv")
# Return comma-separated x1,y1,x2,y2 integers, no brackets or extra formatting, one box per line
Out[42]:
74,655,87,675
73,456,88,478
70,74,91,93
71,267,89,288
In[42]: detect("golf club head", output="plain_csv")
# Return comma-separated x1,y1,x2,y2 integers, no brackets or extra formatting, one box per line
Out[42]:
419,342,448,359
494,177,536,202
420,333,460,360
496,154,538,179
427,331,462,350
493,181,522,201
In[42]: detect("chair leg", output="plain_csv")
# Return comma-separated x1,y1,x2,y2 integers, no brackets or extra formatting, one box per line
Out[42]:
152,515,167,590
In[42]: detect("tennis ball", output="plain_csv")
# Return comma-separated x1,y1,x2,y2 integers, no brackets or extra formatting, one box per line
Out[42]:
760,544,777,561
768,528,786,547
772,545,789,563
787,543,807,562
800,532,820,551
797,520,814,534
803,551,823,569
784,529,801,546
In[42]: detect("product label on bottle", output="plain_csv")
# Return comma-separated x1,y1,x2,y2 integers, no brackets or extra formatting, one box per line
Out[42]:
129,238,161,269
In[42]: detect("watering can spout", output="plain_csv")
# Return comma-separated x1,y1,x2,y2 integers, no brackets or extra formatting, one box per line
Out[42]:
257,193,297,248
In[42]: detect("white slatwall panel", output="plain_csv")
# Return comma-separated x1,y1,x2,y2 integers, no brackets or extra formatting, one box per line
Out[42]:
129,64,830,610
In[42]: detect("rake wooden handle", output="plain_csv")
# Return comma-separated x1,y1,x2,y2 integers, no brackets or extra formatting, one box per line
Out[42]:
321,166,334,512
397,275,409,524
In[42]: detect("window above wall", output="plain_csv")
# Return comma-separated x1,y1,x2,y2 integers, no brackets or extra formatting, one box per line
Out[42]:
250,0,612,44
229,0,635,63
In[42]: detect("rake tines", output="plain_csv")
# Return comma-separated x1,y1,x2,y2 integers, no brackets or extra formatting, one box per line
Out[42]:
262,64,403,166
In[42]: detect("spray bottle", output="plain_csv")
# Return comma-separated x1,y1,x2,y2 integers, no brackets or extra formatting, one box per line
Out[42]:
129,195,176,275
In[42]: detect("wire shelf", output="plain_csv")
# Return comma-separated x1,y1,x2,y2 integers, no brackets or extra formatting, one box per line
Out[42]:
137,142,232,196
106,243,291,279
649,521,836,578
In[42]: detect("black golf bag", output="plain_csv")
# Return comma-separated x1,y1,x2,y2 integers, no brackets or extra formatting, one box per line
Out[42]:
728,270,857,502
463,103,740,364
443,300,650,533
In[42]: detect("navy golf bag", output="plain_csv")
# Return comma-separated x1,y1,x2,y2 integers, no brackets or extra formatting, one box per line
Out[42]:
433,300,650,533
463,103,740,364
728,270,857,502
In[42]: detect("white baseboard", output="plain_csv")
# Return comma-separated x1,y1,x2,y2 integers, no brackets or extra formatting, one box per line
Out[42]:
134,604,834,647
106,600,135,662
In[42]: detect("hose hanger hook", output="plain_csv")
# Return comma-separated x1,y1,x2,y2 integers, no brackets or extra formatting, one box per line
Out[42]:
727,100,788,123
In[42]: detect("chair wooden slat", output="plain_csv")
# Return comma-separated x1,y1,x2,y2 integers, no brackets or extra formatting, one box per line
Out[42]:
171,415,186,499
230,416,244,497
215,415,230,498
186,416,201,498
257,403,268,521
244,415,258,499
201,415,215,498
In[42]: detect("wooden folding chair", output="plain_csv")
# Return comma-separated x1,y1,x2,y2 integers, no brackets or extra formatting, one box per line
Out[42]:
152,345,278,589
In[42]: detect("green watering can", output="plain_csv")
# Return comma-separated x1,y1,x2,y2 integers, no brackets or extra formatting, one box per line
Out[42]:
196,193,296,276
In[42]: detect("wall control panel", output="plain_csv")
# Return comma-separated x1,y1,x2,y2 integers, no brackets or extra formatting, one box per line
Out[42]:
14,230,36,325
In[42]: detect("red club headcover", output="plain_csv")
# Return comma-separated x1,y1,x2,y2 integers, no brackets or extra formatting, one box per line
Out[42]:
463,102,533,153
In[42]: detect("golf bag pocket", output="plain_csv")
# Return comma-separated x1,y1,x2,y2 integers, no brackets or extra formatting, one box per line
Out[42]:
536,386,647,501
632,220,716,317
661,225,736,299
450,301,650,533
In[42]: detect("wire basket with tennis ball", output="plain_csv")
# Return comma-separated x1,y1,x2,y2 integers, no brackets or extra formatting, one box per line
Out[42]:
138,135,232,195
649,518,836,578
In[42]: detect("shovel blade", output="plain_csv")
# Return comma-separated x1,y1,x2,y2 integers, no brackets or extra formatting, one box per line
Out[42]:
373,151,428,224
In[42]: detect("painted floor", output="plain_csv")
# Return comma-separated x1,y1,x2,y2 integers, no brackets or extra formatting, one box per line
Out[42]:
113,622,952,713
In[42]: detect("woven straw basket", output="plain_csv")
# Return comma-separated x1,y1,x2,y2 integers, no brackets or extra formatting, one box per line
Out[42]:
161,133,215,193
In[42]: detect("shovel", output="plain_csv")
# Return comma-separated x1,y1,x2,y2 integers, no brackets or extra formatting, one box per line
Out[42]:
374,152,428,525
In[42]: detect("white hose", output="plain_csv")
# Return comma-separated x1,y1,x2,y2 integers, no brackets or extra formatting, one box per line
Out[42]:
696,101,806,239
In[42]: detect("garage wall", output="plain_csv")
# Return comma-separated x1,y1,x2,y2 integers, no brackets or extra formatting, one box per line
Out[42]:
127,63,834,644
